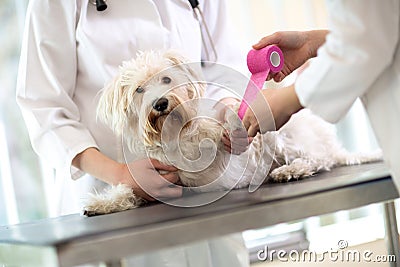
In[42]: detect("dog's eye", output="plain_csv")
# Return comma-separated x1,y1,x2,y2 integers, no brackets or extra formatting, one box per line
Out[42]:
161,76,171,84
136,86,144,93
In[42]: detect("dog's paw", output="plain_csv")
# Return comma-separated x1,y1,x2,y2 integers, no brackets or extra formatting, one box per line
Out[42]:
83,184,143,216
270,165,298,182
224,106,243,131
270,160,316,182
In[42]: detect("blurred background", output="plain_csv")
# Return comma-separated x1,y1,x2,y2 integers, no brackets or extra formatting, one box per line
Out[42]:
0,0,388,264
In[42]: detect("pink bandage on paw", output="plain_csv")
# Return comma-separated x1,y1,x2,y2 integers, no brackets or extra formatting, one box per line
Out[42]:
237,45,284,120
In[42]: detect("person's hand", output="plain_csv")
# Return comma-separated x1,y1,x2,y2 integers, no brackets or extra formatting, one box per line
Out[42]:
221,129,253,155
215,98,253,154
253,30,328,82
72,148,181,201
243,85,303,137
116,158,181,201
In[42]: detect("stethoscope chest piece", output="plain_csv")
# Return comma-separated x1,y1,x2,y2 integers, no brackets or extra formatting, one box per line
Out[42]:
90,0,107,12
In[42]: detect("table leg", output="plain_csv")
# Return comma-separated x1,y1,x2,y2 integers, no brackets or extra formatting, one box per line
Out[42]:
383,201,400,267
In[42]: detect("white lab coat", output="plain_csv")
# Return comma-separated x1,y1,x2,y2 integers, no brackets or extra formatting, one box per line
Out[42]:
16,0,248,266
296,0,400,189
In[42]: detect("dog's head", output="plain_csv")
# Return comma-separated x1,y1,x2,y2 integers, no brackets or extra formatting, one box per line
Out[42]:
97,50,205,150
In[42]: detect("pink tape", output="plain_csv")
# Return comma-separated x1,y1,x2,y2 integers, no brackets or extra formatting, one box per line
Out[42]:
238,45,284,120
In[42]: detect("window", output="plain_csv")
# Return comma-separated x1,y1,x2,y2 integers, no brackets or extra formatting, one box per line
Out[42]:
0,0,47,225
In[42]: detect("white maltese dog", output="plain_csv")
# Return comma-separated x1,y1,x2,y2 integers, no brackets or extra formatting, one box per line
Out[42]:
84,50,380,215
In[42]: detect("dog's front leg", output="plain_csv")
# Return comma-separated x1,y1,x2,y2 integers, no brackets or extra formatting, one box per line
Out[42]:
83,184,143,216
269,158,333,182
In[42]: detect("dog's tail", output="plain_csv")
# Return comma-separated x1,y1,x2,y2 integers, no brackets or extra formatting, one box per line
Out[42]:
332,149,383,166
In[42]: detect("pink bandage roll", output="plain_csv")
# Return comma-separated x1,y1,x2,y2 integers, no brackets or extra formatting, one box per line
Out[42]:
238,45,284,120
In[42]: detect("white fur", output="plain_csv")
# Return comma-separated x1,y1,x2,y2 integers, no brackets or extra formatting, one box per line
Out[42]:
83,50,381,215
83,184,144,216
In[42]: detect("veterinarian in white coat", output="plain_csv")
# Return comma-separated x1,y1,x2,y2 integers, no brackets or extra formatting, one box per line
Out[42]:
16,0,248,266
242,1,400,190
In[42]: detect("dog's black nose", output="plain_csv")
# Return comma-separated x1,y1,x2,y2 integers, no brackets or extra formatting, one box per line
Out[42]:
153,97,169,112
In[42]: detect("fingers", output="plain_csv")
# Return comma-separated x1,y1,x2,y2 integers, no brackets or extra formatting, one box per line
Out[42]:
253,36,274,49
267,71,285,82
247,125,259,138
155,172,182,198
242,108,259,137
231,128,248,138
222,130,254,154
141,185,182,201
221,131,231,146
231,139,252,154
126,158,183,201
253,32,281,50
138,172,182,200
160,186,183,198
141,195,156,202
242,113,251,131
150,158,178,172
161,172,180,184
273,72,285,83
223,144,231,153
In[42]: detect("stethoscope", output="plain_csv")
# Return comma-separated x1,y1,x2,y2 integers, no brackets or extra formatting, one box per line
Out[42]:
90,0,107,11
90,0,218,61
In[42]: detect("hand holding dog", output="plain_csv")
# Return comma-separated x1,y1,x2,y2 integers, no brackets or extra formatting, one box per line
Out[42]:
222,106,253,155
73,148,181,201
119,158,181,201
216,98,253,154
222,129,252,155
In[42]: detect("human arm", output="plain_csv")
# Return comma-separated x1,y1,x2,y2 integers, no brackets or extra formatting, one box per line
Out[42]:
253,30,329,82
72,148,181,201
16,1,98,179
295,0,399,122
243,0,399,135
242,85,303,136
16,1,181,201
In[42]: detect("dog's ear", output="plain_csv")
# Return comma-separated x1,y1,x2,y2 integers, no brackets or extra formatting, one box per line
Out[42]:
163,50,204,80
97,75,133,135
163,50,189,65
163,50,205,98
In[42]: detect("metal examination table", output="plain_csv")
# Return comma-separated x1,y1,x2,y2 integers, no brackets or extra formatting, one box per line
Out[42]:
0,162,399,266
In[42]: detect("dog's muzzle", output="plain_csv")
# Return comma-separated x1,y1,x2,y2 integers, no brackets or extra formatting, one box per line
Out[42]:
153,97,169,112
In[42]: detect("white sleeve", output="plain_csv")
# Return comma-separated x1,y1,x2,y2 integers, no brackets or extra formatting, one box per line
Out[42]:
16,0,98,178
200,0,248,102
295,0,399,122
